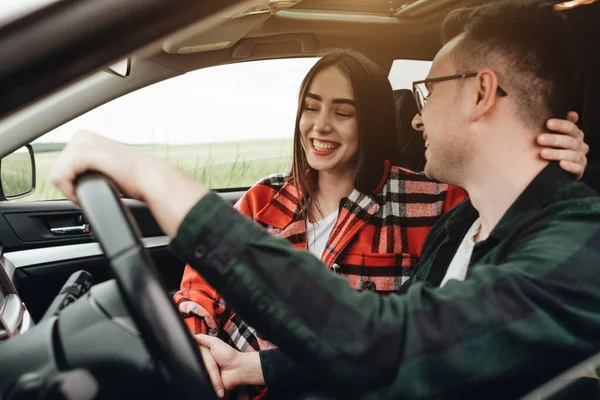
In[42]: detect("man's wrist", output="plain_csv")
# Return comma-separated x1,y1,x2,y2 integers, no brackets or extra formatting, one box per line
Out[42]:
237,352,265,386
141,161,209,237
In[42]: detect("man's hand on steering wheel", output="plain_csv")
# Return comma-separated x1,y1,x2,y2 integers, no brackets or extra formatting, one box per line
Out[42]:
51,130,208,237
59,145,217,400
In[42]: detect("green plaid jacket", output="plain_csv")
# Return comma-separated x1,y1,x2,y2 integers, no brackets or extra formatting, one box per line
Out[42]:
171,163,600,399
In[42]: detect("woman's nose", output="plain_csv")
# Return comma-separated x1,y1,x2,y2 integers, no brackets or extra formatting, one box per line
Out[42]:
314,111,332,133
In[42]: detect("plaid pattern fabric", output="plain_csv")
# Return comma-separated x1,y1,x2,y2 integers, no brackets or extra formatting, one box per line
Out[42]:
173,162,466,398
171,163,600,399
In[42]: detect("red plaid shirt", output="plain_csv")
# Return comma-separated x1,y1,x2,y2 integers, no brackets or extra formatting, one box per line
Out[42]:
174,162,466,398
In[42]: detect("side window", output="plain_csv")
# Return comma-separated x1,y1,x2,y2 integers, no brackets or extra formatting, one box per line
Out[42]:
27,57,319,201
387,59,432,90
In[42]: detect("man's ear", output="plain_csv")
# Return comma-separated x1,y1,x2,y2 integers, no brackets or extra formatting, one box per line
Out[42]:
471,69,501,122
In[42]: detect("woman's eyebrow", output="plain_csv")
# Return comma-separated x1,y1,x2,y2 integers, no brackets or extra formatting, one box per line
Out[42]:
305,92,355,106
306,92,322,101
332,98,356,106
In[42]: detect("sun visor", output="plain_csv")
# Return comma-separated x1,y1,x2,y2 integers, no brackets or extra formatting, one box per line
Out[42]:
162,0,301,54
162,14,270,54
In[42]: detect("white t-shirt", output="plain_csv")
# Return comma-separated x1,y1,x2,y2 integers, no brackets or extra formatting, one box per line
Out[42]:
440,218,482,287
307,210,339,258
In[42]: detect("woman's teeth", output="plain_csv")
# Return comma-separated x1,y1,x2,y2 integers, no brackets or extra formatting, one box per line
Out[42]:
313,139,340,151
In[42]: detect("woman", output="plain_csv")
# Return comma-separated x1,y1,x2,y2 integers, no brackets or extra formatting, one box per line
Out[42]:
173,49,588,398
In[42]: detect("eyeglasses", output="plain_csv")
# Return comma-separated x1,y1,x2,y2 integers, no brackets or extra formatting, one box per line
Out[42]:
412,73,508,115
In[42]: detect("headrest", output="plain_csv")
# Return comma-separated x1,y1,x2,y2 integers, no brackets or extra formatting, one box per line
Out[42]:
392,89,426,172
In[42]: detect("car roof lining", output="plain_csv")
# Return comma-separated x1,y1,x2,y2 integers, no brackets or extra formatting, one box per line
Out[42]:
149,12,440,86
151,1,479,73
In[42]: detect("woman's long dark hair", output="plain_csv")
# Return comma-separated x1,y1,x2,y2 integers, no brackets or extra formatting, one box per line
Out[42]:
290,49,399,221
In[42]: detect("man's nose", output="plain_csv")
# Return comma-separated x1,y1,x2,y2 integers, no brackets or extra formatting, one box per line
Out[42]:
412,113,424,132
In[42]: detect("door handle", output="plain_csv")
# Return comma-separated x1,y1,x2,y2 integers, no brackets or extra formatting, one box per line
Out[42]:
50,224,91,235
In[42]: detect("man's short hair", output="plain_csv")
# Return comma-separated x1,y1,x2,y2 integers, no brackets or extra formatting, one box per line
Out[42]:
441,1,577,129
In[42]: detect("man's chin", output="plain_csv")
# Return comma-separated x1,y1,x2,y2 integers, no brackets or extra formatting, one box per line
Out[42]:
423,163,436,180
424,164,444,183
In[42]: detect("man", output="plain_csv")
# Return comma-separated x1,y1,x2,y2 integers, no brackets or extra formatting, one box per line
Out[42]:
52,1,600,398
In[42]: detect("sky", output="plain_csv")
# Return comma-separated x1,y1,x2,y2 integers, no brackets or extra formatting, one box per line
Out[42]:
35,58,431,145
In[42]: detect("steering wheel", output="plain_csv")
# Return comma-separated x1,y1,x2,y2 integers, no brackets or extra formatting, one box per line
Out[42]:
75,172,216,400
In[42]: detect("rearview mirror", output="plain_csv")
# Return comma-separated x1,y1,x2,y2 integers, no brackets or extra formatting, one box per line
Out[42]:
0,145,36,201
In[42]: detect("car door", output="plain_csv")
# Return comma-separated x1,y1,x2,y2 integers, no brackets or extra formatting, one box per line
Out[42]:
0,57,314,322
0,197,187,322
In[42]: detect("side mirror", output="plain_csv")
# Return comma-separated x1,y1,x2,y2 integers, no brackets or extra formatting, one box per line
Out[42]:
0,145,36,201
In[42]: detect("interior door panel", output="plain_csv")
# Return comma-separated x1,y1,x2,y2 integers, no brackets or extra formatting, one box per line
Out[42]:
0,190,243,323
0,199,164,251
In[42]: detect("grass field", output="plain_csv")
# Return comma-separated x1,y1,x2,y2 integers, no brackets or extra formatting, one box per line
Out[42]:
3,138,293,202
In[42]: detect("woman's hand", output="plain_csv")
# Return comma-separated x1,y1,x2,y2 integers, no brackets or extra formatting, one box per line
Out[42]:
539,111,589,179
196,334,265,398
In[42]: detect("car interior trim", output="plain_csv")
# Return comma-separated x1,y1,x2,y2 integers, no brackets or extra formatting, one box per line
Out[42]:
2,236,171,269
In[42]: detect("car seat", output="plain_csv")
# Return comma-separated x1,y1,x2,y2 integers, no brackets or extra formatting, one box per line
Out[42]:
392,89,426,172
